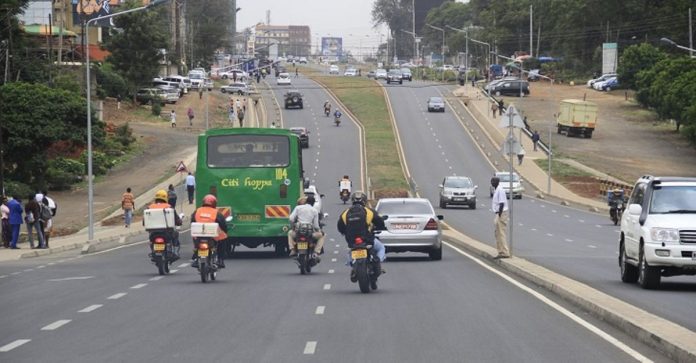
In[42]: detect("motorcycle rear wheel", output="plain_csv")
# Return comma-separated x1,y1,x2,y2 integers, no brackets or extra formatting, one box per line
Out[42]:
299,254,307,275
356,263,370,293
200,262,208,283
156,257,165,276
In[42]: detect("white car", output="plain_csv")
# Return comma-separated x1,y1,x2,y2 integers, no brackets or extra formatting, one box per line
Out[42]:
375,198,444,260
619,175,696,289
329,65,340,75
277,73,292,85
587,73,616,88
344,68,357,76
489,172,524,199
219,69,247,81
375,69,388,80
220,82,249,95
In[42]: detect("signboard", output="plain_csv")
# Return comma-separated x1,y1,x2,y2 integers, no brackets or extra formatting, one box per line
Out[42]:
176,161,187,173
602,43,618,75
71,0,154,26
321,37,343,58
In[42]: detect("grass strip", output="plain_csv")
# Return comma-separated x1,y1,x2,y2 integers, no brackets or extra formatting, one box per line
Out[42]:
306,73,409,197
533,158,593,178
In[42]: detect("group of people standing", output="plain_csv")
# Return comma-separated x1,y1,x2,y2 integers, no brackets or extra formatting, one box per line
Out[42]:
1,191,56,249
228,98,246,127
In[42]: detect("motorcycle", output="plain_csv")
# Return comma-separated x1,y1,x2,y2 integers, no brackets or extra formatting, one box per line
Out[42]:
609,199,625,226
324,108,330,117
340,189,350,204
349,234,381,293
294,223,318,275
334,116,341,126
194,237,218,283
149,230,178,275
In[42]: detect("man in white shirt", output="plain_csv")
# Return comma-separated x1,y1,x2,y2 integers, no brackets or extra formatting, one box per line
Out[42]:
287,196,325,259
491,177,510,258
185,172,196,204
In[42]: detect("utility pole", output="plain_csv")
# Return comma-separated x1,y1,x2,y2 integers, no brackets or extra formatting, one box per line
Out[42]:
690,8,693,58
529,4,533,57
412,0,416,62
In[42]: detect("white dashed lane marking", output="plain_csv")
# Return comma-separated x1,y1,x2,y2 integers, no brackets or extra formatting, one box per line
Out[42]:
331,258,337,262
10,272,20,275
588,245,597,249
149,276,164,281
170,269,179,273
304,341,317,355
130,283,147,289
178,263,189,268
315,306,325,315
41,319,71,331
565,239,574,242
0,275,7,279
37,265,46,269
546,233,553,237
0,339,31,352
323,284,331,290
78,304,103,313
328,269,335,274
107,293,127,300
333,250,339,254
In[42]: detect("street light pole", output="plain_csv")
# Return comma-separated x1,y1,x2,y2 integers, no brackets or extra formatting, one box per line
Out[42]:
85,0,170,241
426,24,445,82
446,25,491,75
660,37,696,56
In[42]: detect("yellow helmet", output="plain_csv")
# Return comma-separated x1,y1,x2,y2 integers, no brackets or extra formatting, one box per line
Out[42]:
155,189,168,201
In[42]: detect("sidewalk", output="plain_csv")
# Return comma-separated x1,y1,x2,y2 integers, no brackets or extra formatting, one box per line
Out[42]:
452,84,607,211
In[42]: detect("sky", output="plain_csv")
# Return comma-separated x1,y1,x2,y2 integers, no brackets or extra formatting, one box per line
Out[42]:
236,0,388,55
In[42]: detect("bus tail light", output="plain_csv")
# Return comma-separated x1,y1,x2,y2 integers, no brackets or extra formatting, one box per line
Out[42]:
209,185,217,196
280,184,287,198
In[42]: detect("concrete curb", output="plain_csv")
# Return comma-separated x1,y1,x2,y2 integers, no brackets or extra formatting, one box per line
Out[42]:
443,229,696,363
81,230,149,254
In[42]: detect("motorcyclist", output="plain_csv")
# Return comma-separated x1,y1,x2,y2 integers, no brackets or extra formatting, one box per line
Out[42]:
608,188,625,223
147,189,182,260
288,196,325,260
338,175,352,197
323,101,331,115
334,109,342,121
337,191,387,279
190,194,229,268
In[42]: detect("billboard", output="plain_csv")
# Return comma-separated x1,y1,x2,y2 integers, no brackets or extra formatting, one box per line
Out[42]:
602,43,618,75
321,37,343,58
72,0,154,26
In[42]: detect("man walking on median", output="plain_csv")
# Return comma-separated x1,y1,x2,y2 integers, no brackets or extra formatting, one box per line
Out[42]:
532,130,540,151
186,172,196,204
491,177,510,259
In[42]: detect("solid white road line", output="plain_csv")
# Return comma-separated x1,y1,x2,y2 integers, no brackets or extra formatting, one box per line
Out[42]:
41,319,71,331
0,275,6,279
328,269,335,274
315,306,325,315
47,262,55,265
48,276,94,282
130,283,147,289
333,250,339,254
107,293,127,300
10,272,20,275
565,239,574,242
149,276,164,281
588,245,598,249
37,265,46,269
170,269,179,273
0,339,31,352
323,284,331,290
443,242,652,363
78,304,103,313
303,341,317,355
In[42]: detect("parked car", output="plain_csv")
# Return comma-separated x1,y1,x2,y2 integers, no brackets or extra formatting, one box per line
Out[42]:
619,175,696,289
488,79,530,97
298,57,308,64
274,65,287,77
366,70,376,78
277,73,292,85
220,82,249,95
289,127,310,148
484,77,519,92
152,78,185,96
344,68,357,76
439,176,477,209
154,85,180,104
427,96,446,112
386,69,403,84
400,68,412,81
188,70,206,89
202,78,214,91
219,69,247,81
595,77,618,91
490,171,524,199
587,73,616,88
135,88,166,105
375,198,444,260
284,90,303,109
375,68,388,80
329,65,340,75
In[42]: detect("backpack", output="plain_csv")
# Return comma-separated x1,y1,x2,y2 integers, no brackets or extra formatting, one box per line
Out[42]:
40,203,53,221
343,205,373,247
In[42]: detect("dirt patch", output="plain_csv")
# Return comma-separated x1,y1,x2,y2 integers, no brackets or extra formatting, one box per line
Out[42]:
505,82,696,184
373,189,410,199
555,176,600,200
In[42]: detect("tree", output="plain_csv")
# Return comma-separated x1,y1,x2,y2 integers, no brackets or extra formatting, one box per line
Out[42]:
422,2,472,59
617,44,665,90
102,0,169,94
186,0,235,70
0,82,104,187
372,0,414,60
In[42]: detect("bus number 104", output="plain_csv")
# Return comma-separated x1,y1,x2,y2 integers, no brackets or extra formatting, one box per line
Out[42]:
275,168,288,180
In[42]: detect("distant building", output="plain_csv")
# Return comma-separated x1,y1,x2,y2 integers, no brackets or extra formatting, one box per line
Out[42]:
255,24,311,58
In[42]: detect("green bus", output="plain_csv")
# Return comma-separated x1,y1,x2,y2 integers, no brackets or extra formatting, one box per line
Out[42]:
195,128,308,255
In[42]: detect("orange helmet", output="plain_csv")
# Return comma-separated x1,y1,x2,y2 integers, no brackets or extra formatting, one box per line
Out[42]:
202,194,217,207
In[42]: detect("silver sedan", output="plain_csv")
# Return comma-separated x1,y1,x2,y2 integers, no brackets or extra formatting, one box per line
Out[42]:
375,198,444,260
427,97,445,112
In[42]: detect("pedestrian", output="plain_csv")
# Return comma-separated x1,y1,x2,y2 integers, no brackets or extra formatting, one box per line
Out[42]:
186,172,196,204
270,121,277,128
517,147,526,165
170,110,176,128
235,98,241,111
498,99,505,115
24,195,44,249
199,87,203,100
491,102,498,117
41,190,57,217
122,187,135,228
187,107,195,127
523,116,530,130
238,108,245,127
242,99,246,113
532,130,540,151
228,106,236,124
39,197,53,248
295,68,299,78
490,177,510,259
232,72,237,83
7,196,23,249
471,79,475,88
256,72,261,83
1,197,11,248
167,184,178,211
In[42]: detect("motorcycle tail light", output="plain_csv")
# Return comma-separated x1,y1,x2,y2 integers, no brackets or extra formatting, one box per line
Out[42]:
199,243,209,251
299,236,306,241
354,237,363,245
154,237,165,244
425,218,438,230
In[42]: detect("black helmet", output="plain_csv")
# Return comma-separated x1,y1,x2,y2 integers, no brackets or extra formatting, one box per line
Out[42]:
351,191,367,205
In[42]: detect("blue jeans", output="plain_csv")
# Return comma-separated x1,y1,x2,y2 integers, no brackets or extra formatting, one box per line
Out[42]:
346,238,386,265
124,209,133,227
26,222,44,248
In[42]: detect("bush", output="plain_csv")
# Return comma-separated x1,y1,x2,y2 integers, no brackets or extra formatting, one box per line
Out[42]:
114,123,135,148
80,150,112,176
52,74,82,94
3,180,33,199
95,63,128,100
151,101,162,116
45,157,84,190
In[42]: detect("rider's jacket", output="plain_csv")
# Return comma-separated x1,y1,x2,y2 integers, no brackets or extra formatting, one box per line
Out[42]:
192,206,228,241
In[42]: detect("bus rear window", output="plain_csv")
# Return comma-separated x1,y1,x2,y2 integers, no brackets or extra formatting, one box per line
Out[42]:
207,135,290,168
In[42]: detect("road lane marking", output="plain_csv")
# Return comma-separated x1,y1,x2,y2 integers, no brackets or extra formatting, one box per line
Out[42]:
23,269,33,272
335,244,339,247
48,276,94,282
149,276,164,281
442,242,652,362
0,339,31,352
565,239,574,242
595,225,602,228
10,272,20,275
0,275,7,279
78,304,103,313
107,293,127,300
303,341,317,355
130,283,147,289
333,250,339,254
546,233,553,237
564,215,570,218
41,319,71,331
331,258,337,262
170,269,179,273
530,228,537,231
315,306,325,315
323,284,331,290
552,210,557,213
579,219,585,223
178,263,189,268
37,265,46,269
328,269,335,274
588,245,597,249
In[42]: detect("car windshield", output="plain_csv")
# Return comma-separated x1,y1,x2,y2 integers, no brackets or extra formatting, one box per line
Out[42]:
207,134,290,168
445,178,472,188
401,68,410,73
429,97,443,103
497,173,520,182
388,70,401,75
377,201,433,215
649,185,696,213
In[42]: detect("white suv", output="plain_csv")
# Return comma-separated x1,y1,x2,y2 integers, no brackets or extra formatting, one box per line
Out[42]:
619,176,696,289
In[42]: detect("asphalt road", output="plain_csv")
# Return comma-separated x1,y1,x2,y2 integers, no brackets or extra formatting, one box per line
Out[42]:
382,80,696,332
0,74,671,362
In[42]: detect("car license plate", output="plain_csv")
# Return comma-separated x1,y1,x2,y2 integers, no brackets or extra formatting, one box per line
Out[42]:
351,249,368,259
393,223,417,230
198,250,209,258
153,244,165,251
453,197,465,201
297,242,308,250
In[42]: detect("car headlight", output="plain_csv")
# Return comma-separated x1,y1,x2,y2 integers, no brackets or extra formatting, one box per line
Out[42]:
443,190,453,196
650,228,680,243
